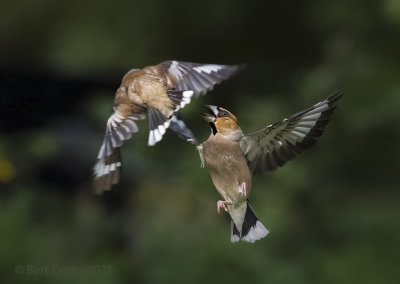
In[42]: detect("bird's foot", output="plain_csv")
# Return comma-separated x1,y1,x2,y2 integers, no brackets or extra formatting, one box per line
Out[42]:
217,200,232,213
238,181,247,197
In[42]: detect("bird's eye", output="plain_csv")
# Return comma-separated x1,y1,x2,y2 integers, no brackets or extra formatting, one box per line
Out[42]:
219,110,229,117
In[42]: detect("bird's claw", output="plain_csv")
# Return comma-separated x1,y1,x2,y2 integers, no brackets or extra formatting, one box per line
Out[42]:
217,200,230,213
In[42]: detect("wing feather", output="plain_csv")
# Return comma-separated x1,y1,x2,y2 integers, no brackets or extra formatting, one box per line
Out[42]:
239,90,343,174
93,88,146,193
160,60,240,97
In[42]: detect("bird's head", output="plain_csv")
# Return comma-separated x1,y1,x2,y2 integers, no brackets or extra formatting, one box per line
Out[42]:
202,105,242,138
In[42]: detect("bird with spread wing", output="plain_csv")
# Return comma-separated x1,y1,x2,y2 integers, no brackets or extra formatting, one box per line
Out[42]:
93,60,240,194
198,91,343,243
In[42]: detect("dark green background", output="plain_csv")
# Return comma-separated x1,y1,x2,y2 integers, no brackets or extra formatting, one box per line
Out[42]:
1,0,400,283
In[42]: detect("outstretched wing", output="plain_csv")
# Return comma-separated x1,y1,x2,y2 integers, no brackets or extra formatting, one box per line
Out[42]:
93,147,122,194
160,60,240,97
93,87,145,194
239,91,343,174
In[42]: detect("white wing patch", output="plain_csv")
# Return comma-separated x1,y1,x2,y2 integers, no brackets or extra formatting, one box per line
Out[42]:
168,60,182,79
163,60,239,96
291,130,306,140
94,160,122,178
312,102,329,113
148,120,171,146
302,113,321,121
180,90,193,108
288,100,330,141
193,64,223,74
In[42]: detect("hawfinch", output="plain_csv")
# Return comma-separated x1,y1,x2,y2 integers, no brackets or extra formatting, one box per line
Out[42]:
93,60,239,194
198,91,343,243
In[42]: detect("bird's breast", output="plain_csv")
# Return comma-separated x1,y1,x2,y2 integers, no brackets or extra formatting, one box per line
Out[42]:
201,137,252,204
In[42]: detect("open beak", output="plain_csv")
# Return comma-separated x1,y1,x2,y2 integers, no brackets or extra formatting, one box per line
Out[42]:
201,105,218,122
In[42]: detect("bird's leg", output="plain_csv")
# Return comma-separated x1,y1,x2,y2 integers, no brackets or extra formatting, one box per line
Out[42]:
217,200,232,213
238,181,247,197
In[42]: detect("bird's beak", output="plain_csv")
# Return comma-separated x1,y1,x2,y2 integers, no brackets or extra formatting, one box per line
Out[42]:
201,105,218,122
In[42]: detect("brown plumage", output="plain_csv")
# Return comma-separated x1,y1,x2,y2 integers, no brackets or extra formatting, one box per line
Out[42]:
198,91,343,243
93,60,240,194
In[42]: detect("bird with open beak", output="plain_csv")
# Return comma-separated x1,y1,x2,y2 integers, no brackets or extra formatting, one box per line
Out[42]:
93,60,240,194
197,91,343,243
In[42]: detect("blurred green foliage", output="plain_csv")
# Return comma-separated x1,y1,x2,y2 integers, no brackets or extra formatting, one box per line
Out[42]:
1,0,400,283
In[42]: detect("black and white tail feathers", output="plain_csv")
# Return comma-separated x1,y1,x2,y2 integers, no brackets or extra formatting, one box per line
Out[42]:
231,202,270,243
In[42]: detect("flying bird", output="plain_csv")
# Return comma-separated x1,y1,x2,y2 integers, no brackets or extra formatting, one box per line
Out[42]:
93,60,240,194
197,91,343,243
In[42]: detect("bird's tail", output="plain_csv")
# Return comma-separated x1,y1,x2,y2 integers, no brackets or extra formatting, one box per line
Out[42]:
231,201,270,243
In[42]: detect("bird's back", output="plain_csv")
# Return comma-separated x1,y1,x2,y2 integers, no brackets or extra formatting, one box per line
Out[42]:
120,66,172,117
